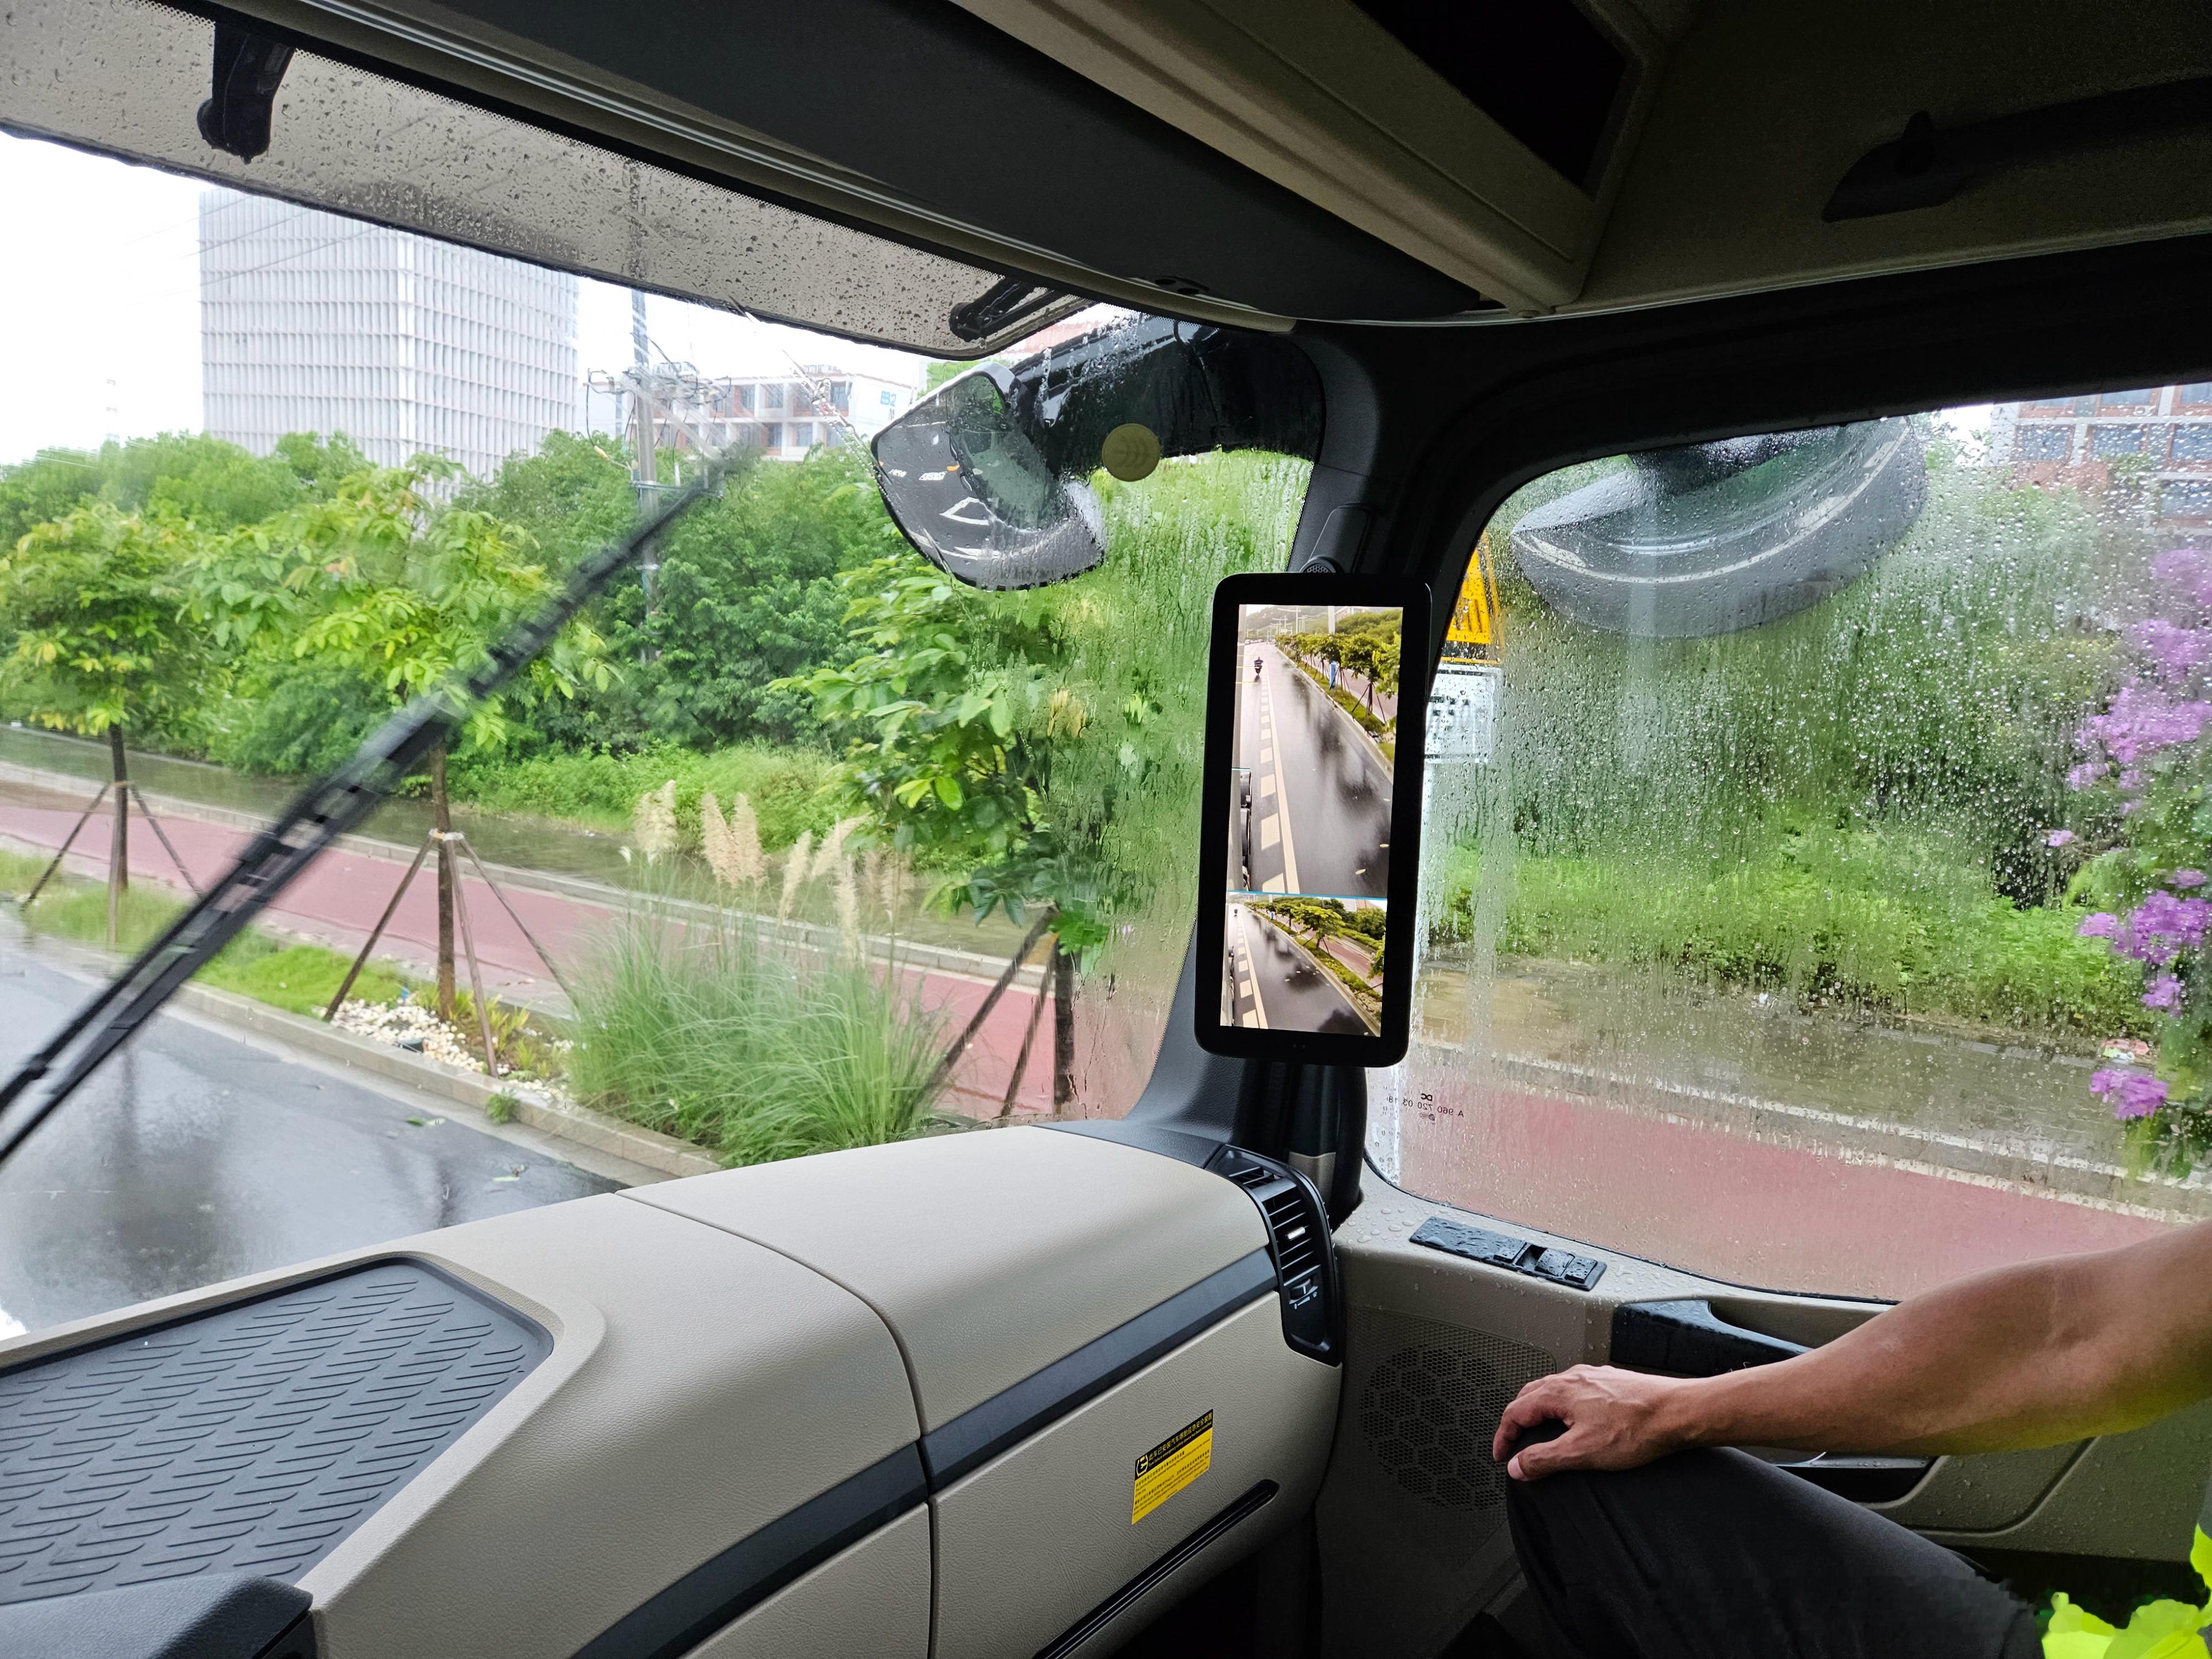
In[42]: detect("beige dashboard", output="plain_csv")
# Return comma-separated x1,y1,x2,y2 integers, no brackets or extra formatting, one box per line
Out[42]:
0,1126,1339,1658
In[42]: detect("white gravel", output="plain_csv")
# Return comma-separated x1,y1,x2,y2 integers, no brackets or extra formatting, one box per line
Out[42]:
333,999,492,1072
332,996,579,1109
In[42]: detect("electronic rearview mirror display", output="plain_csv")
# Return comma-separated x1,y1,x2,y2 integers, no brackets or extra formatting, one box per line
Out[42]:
1197,574,1427,1066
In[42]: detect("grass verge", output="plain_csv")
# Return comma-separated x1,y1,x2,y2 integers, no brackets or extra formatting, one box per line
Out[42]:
1291,658,1397,763
0,847,416,1016
1436,815,2148,1042
566,903,951,1166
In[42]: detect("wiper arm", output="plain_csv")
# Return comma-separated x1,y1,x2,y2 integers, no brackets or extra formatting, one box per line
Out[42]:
0,474,717,1167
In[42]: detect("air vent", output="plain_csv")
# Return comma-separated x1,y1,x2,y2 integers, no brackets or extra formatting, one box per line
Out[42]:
1206,1146,1339,1365
1263,1190,1321,1287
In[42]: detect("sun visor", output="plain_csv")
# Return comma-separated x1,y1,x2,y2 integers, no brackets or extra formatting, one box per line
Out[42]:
0,0,1083,356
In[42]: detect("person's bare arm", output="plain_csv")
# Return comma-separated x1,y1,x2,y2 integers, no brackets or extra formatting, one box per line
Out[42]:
1491,1219,2212,1481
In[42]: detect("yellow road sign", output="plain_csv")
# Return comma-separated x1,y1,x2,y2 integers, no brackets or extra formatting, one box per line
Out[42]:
1444,534,1500,662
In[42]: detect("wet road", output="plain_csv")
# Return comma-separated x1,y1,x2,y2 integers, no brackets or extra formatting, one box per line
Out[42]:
1233,644,1390,900
1226,903,1367,1035
0,950,612,1337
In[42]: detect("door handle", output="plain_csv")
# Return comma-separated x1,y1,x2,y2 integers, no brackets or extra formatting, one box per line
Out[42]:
1610,1299,1808,1374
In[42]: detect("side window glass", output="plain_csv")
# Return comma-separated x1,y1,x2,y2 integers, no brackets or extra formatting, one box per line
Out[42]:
1386,395,2212,1298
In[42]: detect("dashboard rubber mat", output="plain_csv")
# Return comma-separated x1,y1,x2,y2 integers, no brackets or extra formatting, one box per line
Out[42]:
0,1259,547,1605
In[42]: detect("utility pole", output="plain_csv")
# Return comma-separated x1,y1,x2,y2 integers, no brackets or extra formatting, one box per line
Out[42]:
106,727,128,946
630,291,661,604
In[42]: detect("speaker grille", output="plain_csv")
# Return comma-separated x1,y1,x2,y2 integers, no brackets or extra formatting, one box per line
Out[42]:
1354,1311,1553,1514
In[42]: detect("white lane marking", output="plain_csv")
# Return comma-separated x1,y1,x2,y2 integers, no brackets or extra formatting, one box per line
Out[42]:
1259,648,1302,894
1260,816,1280,850
1236,907,1270,1029
1262,874,1285,893
1259,775,1276,799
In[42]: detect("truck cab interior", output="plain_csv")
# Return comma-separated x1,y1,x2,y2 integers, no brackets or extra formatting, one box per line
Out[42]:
4,2,2212,1655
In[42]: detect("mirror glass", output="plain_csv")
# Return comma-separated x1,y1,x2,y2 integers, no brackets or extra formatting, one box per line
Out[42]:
1220,601,1400,1037
873,370,1105,589
1509,418,1926,637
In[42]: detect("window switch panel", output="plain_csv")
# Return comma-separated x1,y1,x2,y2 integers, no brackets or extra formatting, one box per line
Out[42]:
1410,1217,1606,1291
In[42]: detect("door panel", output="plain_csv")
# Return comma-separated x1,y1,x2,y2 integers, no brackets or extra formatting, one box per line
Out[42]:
1316,1179,2212,1658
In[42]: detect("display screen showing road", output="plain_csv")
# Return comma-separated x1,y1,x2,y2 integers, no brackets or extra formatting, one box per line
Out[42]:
1218,601,1400,1038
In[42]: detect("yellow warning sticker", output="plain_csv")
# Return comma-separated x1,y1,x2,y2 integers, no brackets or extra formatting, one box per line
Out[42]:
1133,1411,1213,1524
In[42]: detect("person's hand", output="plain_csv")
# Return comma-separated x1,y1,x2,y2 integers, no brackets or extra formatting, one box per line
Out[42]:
1491,1365,1694,1480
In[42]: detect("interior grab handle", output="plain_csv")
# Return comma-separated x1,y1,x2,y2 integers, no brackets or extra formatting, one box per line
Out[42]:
1610,1299,1809,1375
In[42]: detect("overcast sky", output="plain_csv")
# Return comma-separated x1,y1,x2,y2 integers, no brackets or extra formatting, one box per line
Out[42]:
0,131,928,467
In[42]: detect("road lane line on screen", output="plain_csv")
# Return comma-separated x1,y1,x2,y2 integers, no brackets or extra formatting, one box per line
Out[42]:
1236,905,1270,1029
1259,650,1302,894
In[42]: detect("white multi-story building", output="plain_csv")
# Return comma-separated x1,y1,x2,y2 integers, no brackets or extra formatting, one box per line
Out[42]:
581,365,920,461
200,190,578,480
1987,383,2212,533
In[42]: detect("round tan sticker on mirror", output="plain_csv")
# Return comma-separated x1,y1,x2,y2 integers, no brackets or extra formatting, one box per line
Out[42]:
1102,422,1162,482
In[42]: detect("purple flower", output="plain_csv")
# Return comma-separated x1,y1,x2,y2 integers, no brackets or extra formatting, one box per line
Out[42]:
2090,1067,2170,1120
2135,890,2210,952
2078,912,2121,939
2078,685,2212,767
2173,870,2208,888
2128,618,2212,682
2044,829,2077,848
2153,547,2212,601
2068,761,2109,791
2152,548,2208,583
2144,973,2185,1010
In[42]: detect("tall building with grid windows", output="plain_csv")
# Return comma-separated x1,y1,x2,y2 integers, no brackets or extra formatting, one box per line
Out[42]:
1987,384,2212,535
200,190,578,480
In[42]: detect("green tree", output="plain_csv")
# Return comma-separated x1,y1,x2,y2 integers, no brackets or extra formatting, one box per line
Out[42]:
1337,627,1399,716
193,460,612,1017
0,431,369,554
629,450,886,747
785,551,1105,1108
0,503,212,934
0,450,98,555
454,430,639,573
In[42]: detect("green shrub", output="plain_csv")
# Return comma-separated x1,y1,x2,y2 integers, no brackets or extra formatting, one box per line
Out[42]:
567,904,949,1164
444,743,837,848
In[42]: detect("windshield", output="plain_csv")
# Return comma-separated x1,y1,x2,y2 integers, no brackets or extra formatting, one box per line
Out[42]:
0,134,1319,1338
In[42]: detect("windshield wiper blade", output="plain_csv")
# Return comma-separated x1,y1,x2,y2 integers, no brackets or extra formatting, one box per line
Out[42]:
0,474,717,1167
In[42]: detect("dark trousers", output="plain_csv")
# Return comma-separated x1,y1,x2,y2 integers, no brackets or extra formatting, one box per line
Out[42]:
1505,1446,2042,1659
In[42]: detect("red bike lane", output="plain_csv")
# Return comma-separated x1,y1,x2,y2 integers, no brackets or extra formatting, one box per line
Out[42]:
0,795,1058,1117
1,791,2189,1275
1396,1078,2175,1302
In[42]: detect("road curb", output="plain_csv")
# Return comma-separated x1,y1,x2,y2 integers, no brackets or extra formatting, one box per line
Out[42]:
167,983,726,1181
1,921,722,1183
